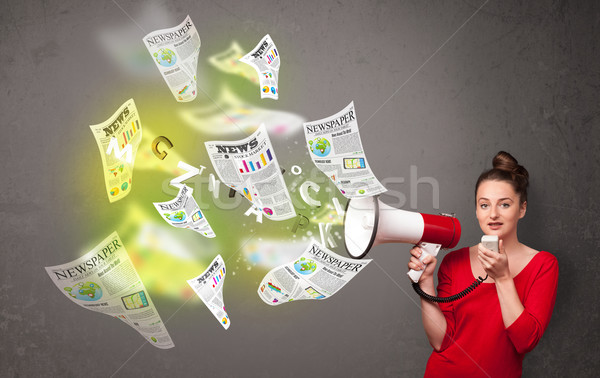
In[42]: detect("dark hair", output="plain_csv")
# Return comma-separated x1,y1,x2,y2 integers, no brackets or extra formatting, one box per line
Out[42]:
475,151,529,204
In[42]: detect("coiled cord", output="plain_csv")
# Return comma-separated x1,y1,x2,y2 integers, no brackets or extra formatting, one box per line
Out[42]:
412,274,488,303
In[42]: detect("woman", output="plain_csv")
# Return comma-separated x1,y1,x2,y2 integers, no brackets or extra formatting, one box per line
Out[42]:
408,151,558,377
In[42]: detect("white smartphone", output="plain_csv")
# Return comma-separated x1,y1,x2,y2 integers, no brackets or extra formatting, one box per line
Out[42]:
481,235,499,252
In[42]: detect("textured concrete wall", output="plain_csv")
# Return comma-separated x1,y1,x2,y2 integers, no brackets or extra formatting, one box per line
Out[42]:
1,0,599,376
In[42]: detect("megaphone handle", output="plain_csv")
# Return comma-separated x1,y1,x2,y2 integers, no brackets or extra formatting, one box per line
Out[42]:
407,243,441,283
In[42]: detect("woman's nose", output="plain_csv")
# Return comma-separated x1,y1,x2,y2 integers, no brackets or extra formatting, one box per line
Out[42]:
490,206,499,219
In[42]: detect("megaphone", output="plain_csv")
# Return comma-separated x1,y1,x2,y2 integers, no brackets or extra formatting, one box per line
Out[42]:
343,196,461,282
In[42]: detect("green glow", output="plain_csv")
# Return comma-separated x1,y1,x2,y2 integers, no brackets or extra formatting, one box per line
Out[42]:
70,64,345,301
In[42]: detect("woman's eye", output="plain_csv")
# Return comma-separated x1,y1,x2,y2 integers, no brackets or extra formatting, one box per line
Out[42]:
480,204,488,209
501,203,510,208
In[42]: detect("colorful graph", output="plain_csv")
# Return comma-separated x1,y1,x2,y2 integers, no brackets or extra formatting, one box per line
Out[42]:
238,149,273,173
212,267,226,288
109,164,124,177
266,49,278,64
243,188,252,201
178,85,189,94
121,120,139,148
267,282,282,294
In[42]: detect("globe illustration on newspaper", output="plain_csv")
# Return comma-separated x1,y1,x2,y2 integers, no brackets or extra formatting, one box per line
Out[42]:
294,257,317,275
308,137,331,157
164,211,186,222
153,48,177,67
64,282,103,301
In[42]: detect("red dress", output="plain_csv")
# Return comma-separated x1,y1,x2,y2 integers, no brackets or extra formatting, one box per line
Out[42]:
424,248,559,377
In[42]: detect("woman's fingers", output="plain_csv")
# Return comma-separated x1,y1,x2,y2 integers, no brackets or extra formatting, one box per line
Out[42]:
478,243,496,257
478,247,500,264
477,254,491,270
408,256,425,270
477,250,490,263
409,246,426,270
408,247,437,279
410,246,422,258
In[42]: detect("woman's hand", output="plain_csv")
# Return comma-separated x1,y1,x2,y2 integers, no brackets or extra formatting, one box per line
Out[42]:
408,245,438,283
477,239,511,281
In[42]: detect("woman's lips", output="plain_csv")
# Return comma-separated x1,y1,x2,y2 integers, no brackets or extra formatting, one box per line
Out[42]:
488,222,503,230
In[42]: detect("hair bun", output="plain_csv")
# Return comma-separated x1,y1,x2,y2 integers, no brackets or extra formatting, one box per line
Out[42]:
476,151,530,204
492,151,529,179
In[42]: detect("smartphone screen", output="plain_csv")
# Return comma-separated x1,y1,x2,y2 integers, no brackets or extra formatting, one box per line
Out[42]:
343,158,366,169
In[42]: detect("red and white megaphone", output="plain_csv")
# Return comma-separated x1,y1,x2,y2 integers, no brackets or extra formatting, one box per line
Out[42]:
343,196,461,282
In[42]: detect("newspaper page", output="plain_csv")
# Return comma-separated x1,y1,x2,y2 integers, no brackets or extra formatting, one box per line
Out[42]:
205,124,295,221
143,15,201,102
257,240,371,306
303,101,387,198
89,98,142,203
239,34,280,100
208,41,259,85
153,184,216,238
187,255,230,329
44,231,175,349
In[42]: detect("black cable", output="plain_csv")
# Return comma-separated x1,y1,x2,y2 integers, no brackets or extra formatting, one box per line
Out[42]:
412,274,488,303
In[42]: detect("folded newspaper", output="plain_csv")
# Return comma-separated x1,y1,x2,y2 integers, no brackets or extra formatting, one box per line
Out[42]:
153,184,216,238
143,15,201,102
89,98,142,203
239,34,280,100
303,101,387,198
257,241,371,305
45,231,174,349
187,255,230,329
205,124,295,221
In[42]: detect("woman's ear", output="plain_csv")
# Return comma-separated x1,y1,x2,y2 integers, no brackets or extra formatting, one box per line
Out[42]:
519,201,527,219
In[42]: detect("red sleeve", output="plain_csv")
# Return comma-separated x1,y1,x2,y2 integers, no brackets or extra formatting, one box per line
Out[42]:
506,253,559,354
435,252,456,352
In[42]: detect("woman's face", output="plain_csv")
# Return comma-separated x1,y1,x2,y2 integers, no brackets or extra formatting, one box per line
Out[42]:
476,180,526,238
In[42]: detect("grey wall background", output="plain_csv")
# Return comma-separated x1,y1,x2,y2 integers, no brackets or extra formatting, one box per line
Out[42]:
2,0,599,377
